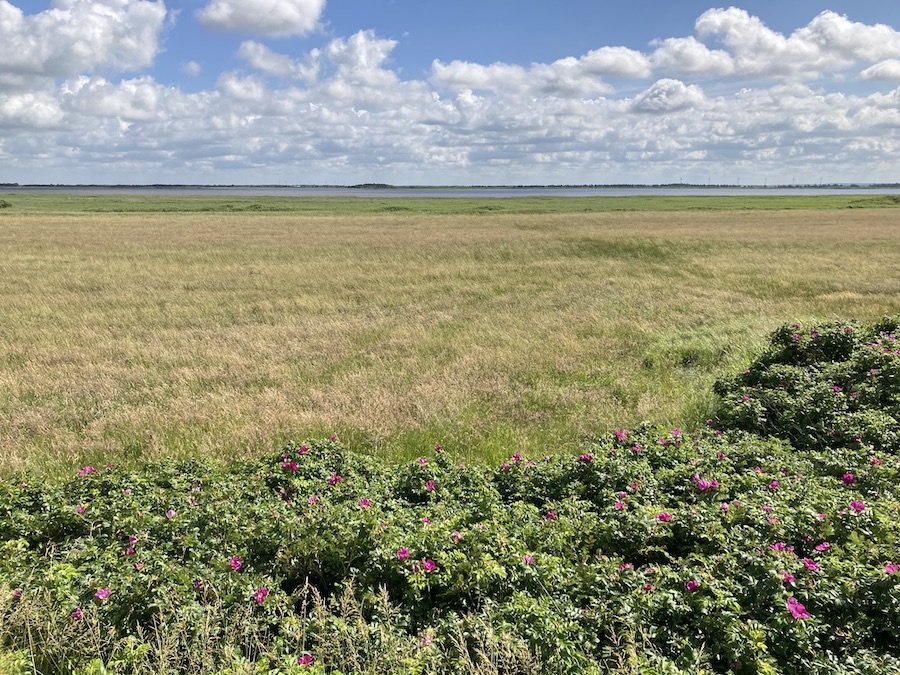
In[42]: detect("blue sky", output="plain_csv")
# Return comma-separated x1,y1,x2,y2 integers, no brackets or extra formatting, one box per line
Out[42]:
2,1,900,184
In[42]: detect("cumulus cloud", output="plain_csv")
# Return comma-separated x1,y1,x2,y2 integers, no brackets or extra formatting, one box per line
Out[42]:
197,0,325,36
238,41,320,82
797,11,900,63
224,31,417,107
5,67,898,184
651,37,734,77
0,0,166,84
861,59,900,81
0,91,63,128
61,75,188,122
430,49,646,99
4,6,900,185
694,8,900,80
632,79,706,113
216,72,268,102
577,46,652,78
431,60,527,92
324,30,398,85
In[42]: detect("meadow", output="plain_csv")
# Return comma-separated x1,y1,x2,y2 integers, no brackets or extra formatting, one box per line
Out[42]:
2,194,900,674
1,193,899,476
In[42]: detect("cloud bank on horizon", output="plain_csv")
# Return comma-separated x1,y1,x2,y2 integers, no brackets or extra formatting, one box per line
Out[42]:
1,0,899,185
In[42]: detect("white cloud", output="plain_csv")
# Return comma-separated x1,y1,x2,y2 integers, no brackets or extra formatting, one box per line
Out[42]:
0,91,63,128
578,46,652,78
651,37,734,77
182,61,203,77
796,11,900,63
251,31,433,110
696,7,811,77
429,46,649,98
431,60,527,92
61,75,196,122
323,30,398,85
238,41,320,82
861,59,900,81
0,0,166,84
632,79,706,113
4,7,900,185
216,72,268,102
197,0,325,37
694,8,900,80
7,69,899,184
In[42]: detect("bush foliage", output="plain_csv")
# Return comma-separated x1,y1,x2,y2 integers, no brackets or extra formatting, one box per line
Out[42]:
2,317,900,674
713,317,900,451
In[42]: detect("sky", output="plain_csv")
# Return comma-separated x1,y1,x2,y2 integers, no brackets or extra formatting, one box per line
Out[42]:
2,1,900,185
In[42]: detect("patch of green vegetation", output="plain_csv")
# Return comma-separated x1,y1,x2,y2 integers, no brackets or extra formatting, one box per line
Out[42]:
714,316,900,451
563,238,680,263
3,192,900,215
848,194,900,208
4,313,900,674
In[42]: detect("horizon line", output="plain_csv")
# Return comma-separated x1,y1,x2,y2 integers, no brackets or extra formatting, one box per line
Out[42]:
3,182,899,190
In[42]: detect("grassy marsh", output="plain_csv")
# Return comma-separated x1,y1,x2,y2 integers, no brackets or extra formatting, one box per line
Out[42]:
1,194,899,475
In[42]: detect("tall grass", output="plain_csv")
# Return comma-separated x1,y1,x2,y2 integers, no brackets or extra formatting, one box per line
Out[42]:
1,196,899,476
0,579,665,674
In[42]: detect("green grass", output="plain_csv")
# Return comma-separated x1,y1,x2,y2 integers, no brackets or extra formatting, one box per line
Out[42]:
1,195,900,477
2,192,899,215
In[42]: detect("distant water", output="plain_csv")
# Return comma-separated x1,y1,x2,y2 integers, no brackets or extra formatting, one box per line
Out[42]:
4,185,900,198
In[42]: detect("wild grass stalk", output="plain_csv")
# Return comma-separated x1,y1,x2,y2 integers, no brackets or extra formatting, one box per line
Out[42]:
1,199,899,475
0,579,667,674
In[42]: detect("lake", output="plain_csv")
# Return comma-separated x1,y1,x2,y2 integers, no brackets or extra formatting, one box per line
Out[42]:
3,185,900,198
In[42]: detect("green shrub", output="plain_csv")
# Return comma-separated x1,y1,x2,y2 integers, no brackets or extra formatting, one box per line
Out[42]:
713,317,900,452
3,317,900,673
2,426,899,674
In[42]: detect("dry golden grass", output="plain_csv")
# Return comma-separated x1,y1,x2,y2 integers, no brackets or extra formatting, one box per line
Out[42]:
1,205,899,474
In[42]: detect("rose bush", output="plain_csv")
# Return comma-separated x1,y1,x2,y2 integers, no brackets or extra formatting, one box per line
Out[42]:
713,317,900,452
1,317,899,674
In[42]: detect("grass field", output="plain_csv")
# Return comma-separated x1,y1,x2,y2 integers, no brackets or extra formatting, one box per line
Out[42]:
1,193,900,476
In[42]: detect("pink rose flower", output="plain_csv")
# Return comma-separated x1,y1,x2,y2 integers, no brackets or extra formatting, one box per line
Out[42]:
787,596,810,619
